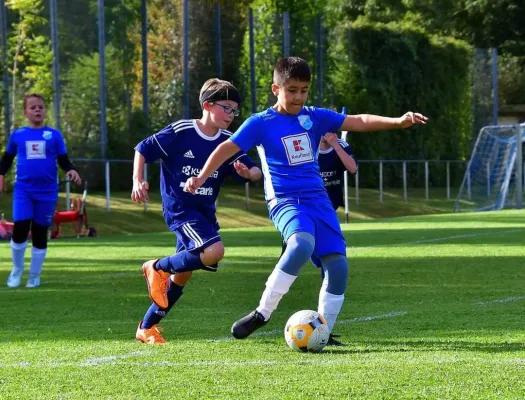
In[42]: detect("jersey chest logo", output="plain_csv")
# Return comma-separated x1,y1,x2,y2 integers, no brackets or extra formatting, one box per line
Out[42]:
282,133,314,165
26,141,46,159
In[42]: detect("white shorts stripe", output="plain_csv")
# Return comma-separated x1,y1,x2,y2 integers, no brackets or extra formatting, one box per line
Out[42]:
182,224,203,247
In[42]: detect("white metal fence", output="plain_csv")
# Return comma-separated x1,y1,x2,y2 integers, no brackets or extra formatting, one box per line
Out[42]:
68,158,472,211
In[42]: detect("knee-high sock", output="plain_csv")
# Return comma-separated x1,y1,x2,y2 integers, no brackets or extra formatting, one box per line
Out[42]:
318,254,348,331
29,247,47,277
256,232,315,320
10,240,27,271
156,249,204,274
142,281,185,329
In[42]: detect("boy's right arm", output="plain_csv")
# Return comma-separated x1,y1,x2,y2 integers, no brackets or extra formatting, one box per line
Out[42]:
131,150,149,203
0,135,17,191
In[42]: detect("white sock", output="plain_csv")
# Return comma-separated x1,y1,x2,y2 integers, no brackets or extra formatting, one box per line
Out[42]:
318,285,345,332
256,268,297,321
11,240,28,271
29,247,47,277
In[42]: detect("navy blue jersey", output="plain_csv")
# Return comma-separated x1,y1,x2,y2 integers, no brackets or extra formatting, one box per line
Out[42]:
230,107,345,201
6,126,67,190
318,139,357,210
135,119,255,230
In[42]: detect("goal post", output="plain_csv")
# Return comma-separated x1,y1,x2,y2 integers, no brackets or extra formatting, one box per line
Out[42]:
453,124,525,212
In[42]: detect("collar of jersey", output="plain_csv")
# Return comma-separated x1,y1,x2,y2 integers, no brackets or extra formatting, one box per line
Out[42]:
192,120,222,141
268,106,305,117
319,146,334,154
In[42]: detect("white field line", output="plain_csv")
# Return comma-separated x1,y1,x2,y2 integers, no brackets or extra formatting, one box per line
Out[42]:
210,310,407,342
350,228,521,250
475,296,525,306
3,355,525,369
0,310,408,369
78,350,153,366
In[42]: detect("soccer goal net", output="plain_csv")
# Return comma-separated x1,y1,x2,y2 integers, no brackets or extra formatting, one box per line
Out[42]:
453,124,525,212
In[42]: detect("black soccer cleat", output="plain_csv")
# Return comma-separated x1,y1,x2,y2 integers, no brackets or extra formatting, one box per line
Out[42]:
231,310,269,339
326,333,346,347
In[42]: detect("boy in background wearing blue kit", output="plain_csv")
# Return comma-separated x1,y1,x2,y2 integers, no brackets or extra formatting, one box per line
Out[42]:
0,94,81,288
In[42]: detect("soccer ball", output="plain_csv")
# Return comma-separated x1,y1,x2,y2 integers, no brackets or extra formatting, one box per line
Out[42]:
284,310,330,352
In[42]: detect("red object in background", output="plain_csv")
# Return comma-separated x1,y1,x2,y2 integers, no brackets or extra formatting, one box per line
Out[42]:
0,221,14,240
50,183,96,239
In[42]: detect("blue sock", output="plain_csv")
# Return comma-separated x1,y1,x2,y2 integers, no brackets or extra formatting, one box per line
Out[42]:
320,254,348,295
277,232,315,276
11,240,27,271
156,249,204,274
142,280,185,329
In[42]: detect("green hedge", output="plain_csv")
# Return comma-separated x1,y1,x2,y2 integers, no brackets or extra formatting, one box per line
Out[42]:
327,20,473,187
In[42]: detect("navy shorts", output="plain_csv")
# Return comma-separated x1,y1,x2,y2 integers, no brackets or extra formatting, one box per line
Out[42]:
171,209,222,252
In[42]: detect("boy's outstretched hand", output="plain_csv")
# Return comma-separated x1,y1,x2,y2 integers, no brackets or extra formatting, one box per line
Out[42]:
398,112,428,128
233,160,251,179
131,180,149,203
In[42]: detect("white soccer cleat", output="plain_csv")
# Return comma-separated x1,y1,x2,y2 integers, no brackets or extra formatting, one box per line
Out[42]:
7,268,24,288
26,274,41,288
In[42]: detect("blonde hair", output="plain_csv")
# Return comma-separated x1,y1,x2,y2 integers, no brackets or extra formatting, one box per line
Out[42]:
199,79,238,106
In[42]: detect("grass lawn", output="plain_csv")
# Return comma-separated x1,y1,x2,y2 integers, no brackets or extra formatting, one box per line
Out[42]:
1,207,524,399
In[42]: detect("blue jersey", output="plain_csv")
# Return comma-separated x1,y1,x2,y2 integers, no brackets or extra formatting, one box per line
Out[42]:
230,106,345,201
318,139,357,210
135,119,256,230
6,126,67,190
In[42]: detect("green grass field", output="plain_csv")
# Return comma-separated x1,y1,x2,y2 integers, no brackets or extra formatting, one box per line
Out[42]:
1,206,524,399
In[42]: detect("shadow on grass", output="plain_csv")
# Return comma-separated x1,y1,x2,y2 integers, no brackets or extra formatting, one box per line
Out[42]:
0,252,524,345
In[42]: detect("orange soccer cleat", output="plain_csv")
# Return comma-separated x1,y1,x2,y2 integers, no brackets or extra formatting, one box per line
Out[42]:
142,259,170,308
135,321,167,345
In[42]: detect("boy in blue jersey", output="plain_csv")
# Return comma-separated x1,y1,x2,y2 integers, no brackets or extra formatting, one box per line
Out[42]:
0,94,81,288
132,79,262,344
185,57,428,342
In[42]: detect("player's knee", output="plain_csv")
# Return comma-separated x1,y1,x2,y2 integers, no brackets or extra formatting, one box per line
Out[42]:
31,221,49,249
286,232,315,260
200,241,225,265
171,271,192,286
320,253,348,295
12,219,31,244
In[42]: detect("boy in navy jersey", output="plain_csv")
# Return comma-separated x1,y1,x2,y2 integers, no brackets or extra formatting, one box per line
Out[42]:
185,57,428,342
132,79,262,344
0,94,81,288
319,132,358,210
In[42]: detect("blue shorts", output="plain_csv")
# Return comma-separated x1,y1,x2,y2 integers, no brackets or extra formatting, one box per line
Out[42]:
13,187,57,227
269,196,346,259
172,210,221,252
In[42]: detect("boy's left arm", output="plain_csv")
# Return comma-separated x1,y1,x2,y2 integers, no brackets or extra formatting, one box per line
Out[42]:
56,132,81,185
341,112,428,132
324,133,358,174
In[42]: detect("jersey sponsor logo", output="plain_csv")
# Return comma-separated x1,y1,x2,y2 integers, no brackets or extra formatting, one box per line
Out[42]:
179,182,214,196
183,150,195,158
321,170,337,179
324,179,341,187
26,141,46,159
42,131,53,140
298,115,313,130
182,165,218,178
282,133,314,165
